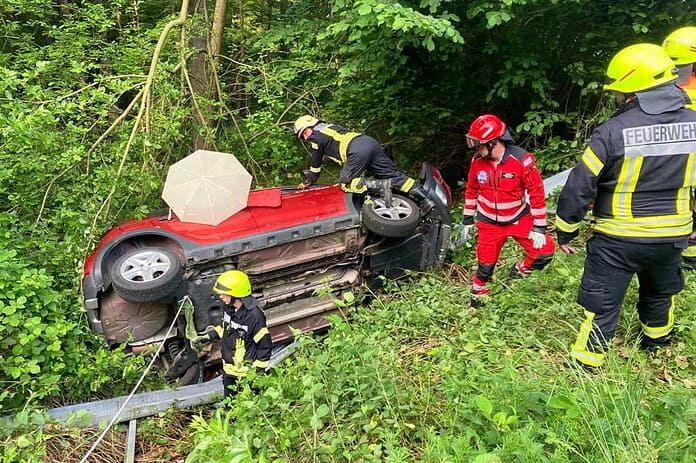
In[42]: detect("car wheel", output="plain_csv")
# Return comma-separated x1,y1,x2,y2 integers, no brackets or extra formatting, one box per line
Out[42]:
111,247,183,303
361,194,420,238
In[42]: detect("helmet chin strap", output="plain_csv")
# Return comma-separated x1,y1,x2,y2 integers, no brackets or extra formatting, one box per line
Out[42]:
481,140,498,157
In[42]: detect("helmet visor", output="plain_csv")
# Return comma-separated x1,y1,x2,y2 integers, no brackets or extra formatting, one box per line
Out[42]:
466,135,481,148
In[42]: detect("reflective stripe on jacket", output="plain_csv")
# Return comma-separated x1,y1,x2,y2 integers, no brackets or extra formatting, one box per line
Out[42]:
216,296,272,377
557,99,696,241
306,123,361,179
463,145,547,228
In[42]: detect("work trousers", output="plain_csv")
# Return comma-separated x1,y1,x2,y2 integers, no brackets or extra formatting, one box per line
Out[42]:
339,136,413,192
475,213,555,282
570,233,684,367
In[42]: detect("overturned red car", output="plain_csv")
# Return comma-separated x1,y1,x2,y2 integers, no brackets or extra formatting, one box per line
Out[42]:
82,163,452,382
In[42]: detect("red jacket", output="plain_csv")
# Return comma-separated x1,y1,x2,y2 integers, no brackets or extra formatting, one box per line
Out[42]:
463,145,547,230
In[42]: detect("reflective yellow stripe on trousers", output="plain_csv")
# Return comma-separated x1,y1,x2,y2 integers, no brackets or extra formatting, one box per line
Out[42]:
640,296,675,339
570,311,605,367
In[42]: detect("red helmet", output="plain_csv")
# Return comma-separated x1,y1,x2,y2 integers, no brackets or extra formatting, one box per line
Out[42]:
466,114,506,148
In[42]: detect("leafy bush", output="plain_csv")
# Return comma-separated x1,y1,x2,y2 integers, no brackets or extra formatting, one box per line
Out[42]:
187,267,695,462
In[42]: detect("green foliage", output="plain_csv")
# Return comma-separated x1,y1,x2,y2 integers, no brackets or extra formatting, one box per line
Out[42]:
187,267,695,462
0,410,52,462
0,246,149,412
320,0,464,145
0,0,185,416
1,0,696,459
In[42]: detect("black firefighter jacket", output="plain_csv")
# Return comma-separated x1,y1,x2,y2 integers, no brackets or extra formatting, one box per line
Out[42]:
213,296,272,377
556,99,696,243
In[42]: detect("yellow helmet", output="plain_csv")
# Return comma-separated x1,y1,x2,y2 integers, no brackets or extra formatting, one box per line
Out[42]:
214,270,251,298
662,27,696,65
293,115,319,138
603,43,677,93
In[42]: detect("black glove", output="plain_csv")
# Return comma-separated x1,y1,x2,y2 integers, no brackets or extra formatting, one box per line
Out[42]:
556,229,578,246
191,326,218,350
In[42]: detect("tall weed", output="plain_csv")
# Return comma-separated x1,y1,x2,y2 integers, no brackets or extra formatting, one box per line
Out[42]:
187,267,695,461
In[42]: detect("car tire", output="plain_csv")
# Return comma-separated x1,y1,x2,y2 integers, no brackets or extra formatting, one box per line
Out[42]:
362,194,420,238
111,247,183,303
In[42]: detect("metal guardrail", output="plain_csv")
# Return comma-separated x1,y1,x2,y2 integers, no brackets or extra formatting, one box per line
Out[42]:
3,340,299,429
543,167,572,213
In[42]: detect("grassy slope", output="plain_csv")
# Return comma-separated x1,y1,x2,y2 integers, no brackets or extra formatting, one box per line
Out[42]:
183,241,695,463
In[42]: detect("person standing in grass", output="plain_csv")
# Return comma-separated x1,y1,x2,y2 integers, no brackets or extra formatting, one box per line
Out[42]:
556,43,696,368
457,113,555,308
192,270,271,401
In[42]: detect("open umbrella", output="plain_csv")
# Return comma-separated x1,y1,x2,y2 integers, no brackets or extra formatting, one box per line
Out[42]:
162,150,252,225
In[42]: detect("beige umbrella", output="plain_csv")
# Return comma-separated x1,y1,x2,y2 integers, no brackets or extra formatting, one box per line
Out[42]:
162,150,252,225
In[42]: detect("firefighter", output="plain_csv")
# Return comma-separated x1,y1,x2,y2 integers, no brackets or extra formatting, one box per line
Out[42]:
663,26,696,108
458,113,555,307
556,43,696,368
663,27,696,268
192,270,271,401
292,115,435,211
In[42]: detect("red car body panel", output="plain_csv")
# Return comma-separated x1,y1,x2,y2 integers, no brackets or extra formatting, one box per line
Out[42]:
83,185,349,278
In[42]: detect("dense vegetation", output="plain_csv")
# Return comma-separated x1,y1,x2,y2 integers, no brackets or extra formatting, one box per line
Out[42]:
1,0,694,461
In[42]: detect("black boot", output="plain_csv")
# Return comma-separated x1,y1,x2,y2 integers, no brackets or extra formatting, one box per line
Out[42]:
639,333,671,352
361,178,393,205
408,184,435,213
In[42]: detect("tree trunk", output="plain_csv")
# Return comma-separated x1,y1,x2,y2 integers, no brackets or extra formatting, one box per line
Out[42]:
187,0,212,150
210,0,228,64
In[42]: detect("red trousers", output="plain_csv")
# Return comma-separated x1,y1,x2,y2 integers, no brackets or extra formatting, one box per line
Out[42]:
476,213,555,280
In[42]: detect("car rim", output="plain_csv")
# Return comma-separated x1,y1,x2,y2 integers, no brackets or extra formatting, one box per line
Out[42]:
119,250,172,283
372,197,414,220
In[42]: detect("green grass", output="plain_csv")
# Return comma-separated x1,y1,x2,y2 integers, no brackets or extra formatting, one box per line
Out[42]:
4,240,692,462
185,245,696,463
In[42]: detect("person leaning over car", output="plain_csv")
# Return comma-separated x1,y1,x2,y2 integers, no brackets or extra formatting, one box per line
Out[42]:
292,115,435,212
455,113,555,308
555,43,696,369
193,270,271,401
663,26,696,269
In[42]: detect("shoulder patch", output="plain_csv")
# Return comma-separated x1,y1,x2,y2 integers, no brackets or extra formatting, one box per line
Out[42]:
523,157,534,167
310,142,318,150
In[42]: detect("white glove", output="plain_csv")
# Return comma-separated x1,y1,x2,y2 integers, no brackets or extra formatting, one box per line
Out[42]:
450,224,474,251
528,230,546,250
461,224,474,242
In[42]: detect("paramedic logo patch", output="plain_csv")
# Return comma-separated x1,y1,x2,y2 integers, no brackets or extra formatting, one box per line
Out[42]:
477,171,488,184
502,172,515,179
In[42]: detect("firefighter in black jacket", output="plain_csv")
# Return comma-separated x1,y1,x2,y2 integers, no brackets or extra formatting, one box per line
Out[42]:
556,43,696,368
293,115,435,211
193,270,272,400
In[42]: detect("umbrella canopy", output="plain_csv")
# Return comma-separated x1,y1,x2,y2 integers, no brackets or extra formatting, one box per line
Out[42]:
162,150,252,225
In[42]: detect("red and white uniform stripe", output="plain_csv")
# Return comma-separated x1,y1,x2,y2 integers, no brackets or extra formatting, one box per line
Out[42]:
463,145,547,229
